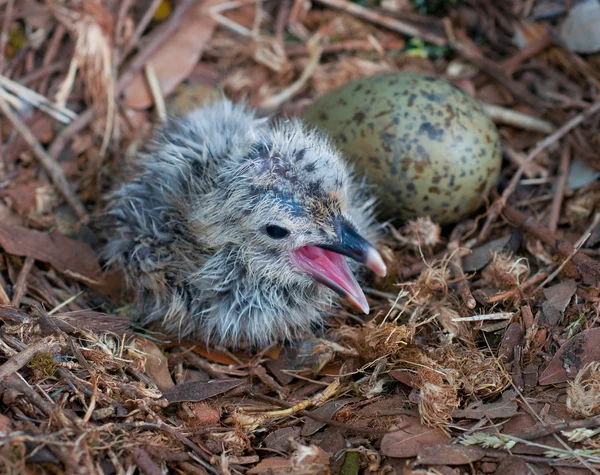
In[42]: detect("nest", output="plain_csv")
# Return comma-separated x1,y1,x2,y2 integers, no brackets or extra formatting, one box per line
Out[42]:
1,0,600,473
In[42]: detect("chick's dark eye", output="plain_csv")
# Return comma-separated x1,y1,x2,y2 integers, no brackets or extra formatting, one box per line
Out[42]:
265,225,290,239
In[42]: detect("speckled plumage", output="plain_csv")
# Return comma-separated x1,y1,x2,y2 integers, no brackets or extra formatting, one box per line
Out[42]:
102,100,382,348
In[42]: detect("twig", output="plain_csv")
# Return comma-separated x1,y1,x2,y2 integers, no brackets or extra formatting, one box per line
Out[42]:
113,0,134,108
313,0,446,45
479,99,600,241
131,448,163,475
151,422,217,470
288,0,310,40
399,249,448,280
451,35,545,109
47,108,96,163
225,379,341,430
503,145,548,179
37,24,66,95
483,103,554,134
502,205,600,283
251,392,391,435
487,271,548,303
289,0,305,24
481,335,600,474
0,289,9,308
209,0,262,37
518,415,600,442
10,256,34,307
0,274,9,305
0,74,78,124
115,0,134,49
118,0,196,90
548,144,570,233
274,0,292,43
448,223,476,309
0,93,88,221
535,233,591,292
19,60,70,86
121,0,164,60
500,34,553,75
2,373,76,426
0,335,59,382
452,312,513,322
260,36,322,109
144,63,167,122
47,0,196,181
81,375,98,424
286,39,378,57
0,0,14,73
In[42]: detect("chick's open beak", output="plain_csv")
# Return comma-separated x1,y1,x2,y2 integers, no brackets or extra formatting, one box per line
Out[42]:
290,220,387,314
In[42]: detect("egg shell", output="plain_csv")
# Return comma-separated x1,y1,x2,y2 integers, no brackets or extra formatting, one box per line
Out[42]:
304,73,502,225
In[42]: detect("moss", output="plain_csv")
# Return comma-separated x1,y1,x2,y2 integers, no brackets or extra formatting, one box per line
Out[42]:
27,352,58,379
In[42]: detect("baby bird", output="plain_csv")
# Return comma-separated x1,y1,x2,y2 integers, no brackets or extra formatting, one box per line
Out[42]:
103,100,386,348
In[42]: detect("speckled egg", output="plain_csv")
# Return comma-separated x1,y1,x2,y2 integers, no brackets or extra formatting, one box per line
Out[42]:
304,73,502,225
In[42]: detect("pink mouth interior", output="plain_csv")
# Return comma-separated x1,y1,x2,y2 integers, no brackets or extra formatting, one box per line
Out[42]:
291,245,369,314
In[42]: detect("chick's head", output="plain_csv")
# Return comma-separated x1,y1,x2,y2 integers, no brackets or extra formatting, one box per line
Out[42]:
191,120,387,313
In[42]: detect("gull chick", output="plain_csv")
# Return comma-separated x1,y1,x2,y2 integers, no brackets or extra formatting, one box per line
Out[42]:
103,100,386,348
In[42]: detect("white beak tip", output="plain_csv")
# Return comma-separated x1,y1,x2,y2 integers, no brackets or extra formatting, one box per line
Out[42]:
365,247,387,277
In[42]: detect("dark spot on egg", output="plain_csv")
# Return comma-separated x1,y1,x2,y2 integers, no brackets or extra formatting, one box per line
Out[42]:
353,111,366,125
414,161,427,174
417,122,444,142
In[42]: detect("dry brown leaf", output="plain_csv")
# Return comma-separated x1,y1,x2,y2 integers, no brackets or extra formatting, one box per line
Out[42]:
162,379,244,403
495,456,535,475
301,398,355,436
2,183,38,215
452,401,519,420
53,311,132,335
131,339,174,392
498,323,524,363
189,345,247,365
380,417,450,458
539,279,577,327
179,401,221,426
0,307,132,335
416,444,485,465
122,0,222,109
264,427,302,453
539,327,600,385
389,369,417,388
247,444,329,475
247,457,291,475
0,413,13,434
166,82,222,116
0,223,101,281
462,234,520,272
